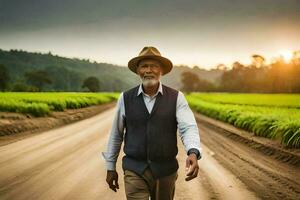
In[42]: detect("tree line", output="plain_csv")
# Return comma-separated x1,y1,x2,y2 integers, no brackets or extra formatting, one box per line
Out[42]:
0,65,101,92
0,49,138,92
181,50,300,93
1,49,299,93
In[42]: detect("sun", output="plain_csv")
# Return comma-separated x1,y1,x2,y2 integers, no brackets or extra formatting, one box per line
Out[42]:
279,49,293,62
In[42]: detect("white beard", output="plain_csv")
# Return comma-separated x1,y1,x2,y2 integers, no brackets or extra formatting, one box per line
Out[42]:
141,74,161,87
142,78,159,87
140,72,162,87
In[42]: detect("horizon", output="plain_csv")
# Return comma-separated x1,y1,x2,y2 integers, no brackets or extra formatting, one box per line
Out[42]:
0,0,299,69
2,47,297,71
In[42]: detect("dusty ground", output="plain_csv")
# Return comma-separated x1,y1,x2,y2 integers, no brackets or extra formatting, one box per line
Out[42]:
0,107,299,200
0,102,115,146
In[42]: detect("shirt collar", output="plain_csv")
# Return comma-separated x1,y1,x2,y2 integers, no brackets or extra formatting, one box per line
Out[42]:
137,81,163,96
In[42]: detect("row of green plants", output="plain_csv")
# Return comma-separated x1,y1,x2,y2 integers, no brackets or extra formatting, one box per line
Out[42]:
0,92,119,117
190,93,300,108
186,93,300,148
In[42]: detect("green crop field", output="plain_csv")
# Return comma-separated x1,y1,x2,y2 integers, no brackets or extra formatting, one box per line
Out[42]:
186,93,300,148
0,92,119,117
190,93,300,109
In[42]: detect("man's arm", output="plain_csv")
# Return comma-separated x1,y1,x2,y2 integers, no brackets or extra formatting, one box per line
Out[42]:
101,92,125,171
101,92,125,192
176,91,202,181
176,91,202,159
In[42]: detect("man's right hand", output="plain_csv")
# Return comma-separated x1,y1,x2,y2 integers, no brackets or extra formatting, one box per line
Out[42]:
106,170,119,192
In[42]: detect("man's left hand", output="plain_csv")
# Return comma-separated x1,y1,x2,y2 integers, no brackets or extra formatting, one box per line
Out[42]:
185,153,199,181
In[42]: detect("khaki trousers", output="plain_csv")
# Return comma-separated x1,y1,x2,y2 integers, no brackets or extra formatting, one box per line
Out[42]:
124,167,178,200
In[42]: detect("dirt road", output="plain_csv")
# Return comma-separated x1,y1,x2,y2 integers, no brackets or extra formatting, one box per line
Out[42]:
0,107,299,200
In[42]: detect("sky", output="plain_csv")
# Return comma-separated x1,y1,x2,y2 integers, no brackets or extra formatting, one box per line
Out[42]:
0,0,300,69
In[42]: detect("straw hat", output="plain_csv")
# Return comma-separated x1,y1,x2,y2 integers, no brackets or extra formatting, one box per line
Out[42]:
128,46,173,75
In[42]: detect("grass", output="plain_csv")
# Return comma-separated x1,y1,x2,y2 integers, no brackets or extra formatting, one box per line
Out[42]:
0,92,119,117
186,93,300,148
190,93,300,108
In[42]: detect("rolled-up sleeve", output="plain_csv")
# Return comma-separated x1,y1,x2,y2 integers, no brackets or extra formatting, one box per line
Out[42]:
101,92,125,170
176,91,202,160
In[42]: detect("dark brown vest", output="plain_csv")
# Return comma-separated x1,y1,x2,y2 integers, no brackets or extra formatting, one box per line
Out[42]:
122,84,179,178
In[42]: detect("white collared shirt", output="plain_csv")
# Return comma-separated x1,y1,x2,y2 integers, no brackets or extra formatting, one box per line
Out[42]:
102,82,202,170
136,81,163,113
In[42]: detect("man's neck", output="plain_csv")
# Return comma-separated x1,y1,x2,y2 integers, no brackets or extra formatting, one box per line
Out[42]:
142,82,160,97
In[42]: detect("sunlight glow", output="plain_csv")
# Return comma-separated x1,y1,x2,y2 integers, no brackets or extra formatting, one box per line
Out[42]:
279,49,293,62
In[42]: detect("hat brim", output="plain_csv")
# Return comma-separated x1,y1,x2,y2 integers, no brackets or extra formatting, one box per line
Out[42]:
128,55,173,75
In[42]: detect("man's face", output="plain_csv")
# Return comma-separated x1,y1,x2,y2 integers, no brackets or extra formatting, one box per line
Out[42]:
137,59,163,87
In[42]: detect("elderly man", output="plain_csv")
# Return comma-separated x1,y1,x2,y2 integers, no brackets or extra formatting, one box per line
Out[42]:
102,46,202,200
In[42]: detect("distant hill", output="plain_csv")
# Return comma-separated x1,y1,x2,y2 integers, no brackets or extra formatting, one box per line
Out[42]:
0,49,223,91
162,65,223,89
